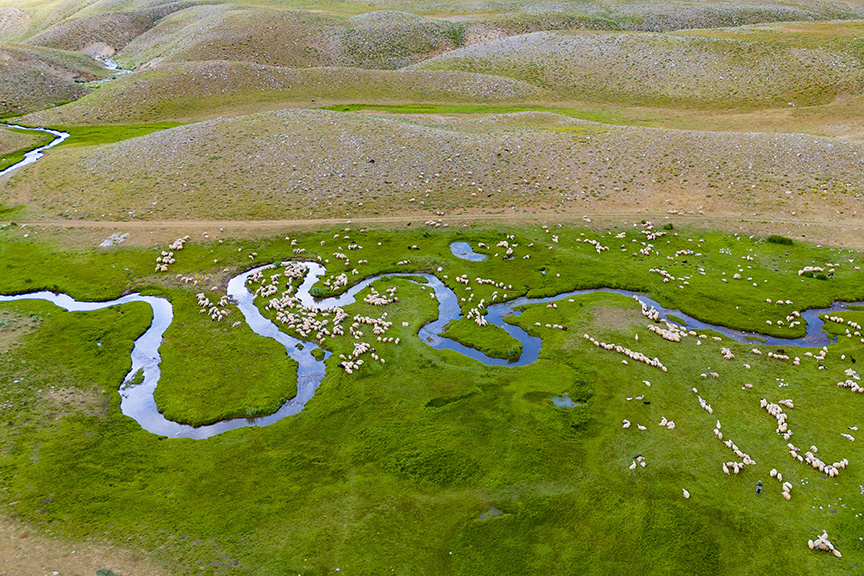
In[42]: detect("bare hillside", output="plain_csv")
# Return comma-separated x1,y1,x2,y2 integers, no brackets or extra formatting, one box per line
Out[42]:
4,109,862,223
0,43,109,115
118,7,462,70
0,125,45,156
26,12,157,56
18,61,544,125
415,28,864,108
0,7,32,42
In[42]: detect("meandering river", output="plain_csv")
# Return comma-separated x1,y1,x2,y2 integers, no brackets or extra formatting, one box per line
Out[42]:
0,251,861,438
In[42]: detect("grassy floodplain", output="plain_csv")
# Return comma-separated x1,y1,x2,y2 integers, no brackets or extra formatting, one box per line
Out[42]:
1,222,864,575
3,0,864,572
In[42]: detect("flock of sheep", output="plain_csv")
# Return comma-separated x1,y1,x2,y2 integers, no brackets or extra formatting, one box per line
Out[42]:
154,236,190,273
809,530,843,557
582,333,668,371
150,226,862,560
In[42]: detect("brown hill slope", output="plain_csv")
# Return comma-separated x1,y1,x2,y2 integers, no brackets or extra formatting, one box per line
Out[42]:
17,61,544,125
118,6,462,69
0,125,46,156
0,7,32,42
3,109,862,222
25,11,157,56
0,43,109,115
414,27,864,109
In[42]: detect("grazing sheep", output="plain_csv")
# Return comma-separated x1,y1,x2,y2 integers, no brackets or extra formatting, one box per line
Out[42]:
809,530,841,557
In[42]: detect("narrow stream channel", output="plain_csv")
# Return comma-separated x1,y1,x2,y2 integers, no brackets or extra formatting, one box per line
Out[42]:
1,253,860,438
0,124,70,178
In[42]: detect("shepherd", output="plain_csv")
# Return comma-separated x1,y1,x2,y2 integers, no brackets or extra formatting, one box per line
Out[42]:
756,480,763,495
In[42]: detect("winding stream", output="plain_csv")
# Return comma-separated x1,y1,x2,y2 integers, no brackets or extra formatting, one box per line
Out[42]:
1,255,861,439
0,124,70,178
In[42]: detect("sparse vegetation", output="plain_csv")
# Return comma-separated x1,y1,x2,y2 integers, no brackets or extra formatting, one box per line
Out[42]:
767,234,794,245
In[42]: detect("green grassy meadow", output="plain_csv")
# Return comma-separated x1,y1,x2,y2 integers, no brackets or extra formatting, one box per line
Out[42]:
1,222,863,575
3,0,864,572
51,122,184,148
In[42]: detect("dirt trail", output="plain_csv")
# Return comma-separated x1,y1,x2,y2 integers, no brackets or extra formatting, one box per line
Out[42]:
7,211,864,249
0,512,170,576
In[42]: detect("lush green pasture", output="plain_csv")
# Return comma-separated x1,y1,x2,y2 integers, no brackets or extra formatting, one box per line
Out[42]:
0,223,863,575
442,317,523,359
50,122,184,147
154,288,300,426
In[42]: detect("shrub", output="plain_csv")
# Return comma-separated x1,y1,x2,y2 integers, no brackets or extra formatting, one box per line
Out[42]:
767,234,793,245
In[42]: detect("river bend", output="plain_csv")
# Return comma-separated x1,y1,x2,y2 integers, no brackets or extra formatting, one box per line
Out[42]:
0,259,860,439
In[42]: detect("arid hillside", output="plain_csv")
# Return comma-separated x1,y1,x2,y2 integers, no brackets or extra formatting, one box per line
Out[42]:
0,43,109,115
17,61,544,125
5,109,862,223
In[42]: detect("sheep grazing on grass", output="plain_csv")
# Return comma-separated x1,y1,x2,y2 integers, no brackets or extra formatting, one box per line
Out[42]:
798,266,824,276
154,250,176,272
760,398,792,436
809,530,842,557
720,347,735,360
682,489,690,499
582,333,667,371
363,286,398,306
168,236,190,251
698,396,713,415
622,420,631,429
196,292,233,322
796,446,848,477
647,323,685,342
718,432,756,468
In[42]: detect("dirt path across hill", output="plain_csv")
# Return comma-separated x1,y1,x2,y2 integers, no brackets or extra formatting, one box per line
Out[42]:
6,212,864,250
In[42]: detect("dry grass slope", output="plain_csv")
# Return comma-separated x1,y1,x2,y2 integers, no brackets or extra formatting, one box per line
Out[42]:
25,11,157,56
18,61,544,125
415,28,864,108
5,109,863,223
118,6,463,70
0,43,109,115
0,7,32,42
0,125,44,155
